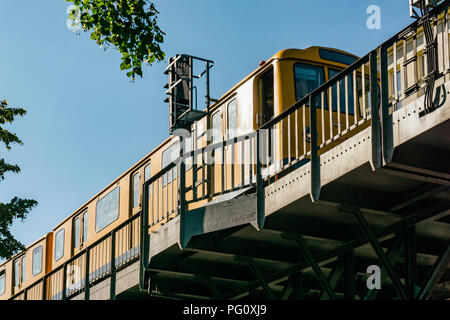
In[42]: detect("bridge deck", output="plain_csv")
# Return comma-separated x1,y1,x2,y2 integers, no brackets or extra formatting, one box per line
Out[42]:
75,77,449,300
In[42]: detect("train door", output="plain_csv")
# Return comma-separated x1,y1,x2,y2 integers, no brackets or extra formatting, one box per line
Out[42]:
225,98,239,190
69,211,87,292
257,67,275,171
259,67,274,125
211,108,224,195
72,211,88,254
13,255,26,294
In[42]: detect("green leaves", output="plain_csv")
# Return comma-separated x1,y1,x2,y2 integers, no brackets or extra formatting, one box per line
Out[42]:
0,99,37,259
65,0,165,81
0,99,25,150
0,197,38,258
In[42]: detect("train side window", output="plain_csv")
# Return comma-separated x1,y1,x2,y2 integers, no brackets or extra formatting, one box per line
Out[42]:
82,211,88,242
144,164,151,182
73,216,80,249
260,68,274,124
55,228,65,261
227,99,237,139
211,110,222,144
32,245,43,276
132,172,140,208
329,68,355,115
96,187,120,232
0,270,5,295
294,63,325,102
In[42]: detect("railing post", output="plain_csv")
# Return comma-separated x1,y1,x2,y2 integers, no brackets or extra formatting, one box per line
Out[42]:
42,276,47,300
256,130,265,229
139,185,149,290
110,231,116,300
370,49,382,170
179,136,188,247
23,288,28,300
62,263,67,300
84,248,90,300
380,44,394,165
309,93,320,202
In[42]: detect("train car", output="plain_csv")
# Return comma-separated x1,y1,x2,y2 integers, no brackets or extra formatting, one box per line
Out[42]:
4,46,378,300
0,233,52,300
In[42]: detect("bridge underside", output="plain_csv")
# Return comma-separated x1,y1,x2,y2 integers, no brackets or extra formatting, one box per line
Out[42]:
72,79,450,302
129,83,450,300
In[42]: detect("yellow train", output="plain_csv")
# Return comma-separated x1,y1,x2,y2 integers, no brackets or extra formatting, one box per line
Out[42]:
0,32,436,299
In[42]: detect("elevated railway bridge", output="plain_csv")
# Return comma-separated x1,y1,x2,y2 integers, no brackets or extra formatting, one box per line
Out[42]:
11,1,450,301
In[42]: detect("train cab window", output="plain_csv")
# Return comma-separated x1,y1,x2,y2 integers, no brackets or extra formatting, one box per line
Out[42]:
294,63,324,102
0,271,5,295
132,172,140,208
82,211,88,242
73,216,80,249
144,164,151,182
96,187,120,232
260,68,274,124
32,245,43,276
55,228,65,261
227,99,237,139
329,68,355,115
162,142,180,187
319,49,358,66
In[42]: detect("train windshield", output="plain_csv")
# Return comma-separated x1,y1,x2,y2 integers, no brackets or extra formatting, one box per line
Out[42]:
294,63,325,101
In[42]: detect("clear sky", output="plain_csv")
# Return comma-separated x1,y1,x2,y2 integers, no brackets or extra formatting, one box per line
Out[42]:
0,0,413,251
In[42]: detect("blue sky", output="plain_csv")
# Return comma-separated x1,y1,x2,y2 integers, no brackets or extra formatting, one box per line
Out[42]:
0,0,413,250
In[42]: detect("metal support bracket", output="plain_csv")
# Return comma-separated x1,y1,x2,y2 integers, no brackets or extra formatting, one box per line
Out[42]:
343,205,408,300
280,273,304,300
282,233,337,300
195,275,223,300
363,238,403,300
417,243,450,300
401,226,418,299
319,256,345,300
234,256,275,300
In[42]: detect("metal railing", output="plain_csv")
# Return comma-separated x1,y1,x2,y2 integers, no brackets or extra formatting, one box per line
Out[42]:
140,1,449,281
10,213,141,300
